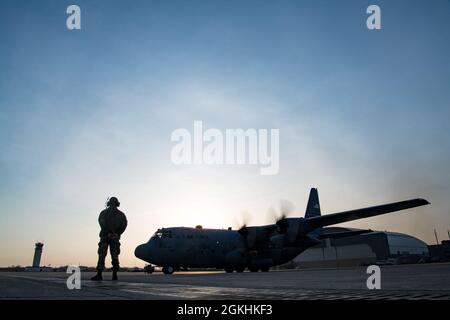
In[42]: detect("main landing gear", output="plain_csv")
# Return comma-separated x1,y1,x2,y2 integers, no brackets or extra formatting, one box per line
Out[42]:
225,266,246,273
225,267,234,273
249,266,270,272
225,266,270,273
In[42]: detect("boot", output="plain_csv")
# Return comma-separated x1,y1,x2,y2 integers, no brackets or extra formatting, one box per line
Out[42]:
91,270,103,281
112,270,118,281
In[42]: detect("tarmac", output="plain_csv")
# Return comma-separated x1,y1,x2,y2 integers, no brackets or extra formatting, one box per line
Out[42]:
1,263,450,300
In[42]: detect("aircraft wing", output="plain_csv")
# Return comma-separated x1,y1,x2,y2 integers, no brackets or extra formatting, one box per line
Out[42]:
307,198,429,228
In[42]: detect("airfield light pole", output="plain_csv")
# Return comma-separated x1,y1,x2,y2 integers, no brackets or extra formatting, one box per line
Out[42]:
434,229,439,245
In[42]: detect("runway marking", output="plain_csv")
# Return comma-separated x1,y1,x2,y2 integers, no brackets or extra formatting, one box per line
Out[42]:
2,270,450,300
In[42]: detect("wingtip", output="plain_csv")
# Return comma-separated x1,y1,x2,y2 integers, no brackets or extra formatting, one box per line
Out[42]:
418,198,430,205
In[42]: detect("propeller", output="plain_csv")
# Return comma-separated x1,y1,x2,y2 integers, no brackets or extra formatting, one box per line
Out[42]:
267,200,294,234
234,211,251,238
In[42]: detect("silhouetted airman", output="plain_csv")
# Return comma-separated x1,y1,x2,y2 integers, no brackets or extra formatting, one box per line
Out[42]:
91,197,127,281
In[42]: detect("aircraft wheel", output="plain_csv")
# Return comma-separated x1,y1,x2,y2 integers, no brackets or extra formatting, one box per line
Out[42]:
162,266,174,275
235,267,245,273
224,267,234,273
260,267,270,272
249,267,259,272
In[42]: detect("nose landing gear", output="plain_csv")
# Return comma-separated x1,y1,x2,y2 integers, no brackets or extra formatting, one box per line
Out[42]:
162,266,174,274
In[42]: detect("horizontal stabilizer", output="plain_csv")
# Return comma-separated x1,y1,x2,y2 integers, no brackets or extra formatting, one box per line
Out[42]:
307,198,429,228
318,229,373,239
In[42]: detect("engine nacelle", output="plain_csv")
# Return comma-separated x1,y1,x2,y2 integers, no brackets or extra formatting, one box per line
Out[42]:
282,218,314,245
270,234,285,248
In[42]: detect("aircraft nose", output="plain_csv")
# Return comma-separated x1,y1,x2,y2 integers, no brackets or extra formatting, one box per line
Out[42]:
134,244,148,260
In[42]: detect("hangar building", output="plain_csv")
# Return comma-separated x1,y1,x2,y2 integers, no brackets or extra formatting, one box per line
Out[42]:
292,227,429,268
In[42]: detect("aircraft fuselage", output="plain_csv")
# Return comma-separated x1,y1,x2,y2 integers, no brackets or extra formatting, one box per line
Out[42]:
134,227,314,271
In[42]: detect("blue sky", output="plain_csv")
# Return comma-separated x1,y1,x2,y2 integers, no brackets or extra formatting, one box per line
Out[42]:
0,0,449,267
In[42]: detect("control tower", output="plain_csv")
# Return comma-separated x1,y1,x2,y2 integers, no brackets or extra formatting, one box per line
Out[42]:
32,242,44,268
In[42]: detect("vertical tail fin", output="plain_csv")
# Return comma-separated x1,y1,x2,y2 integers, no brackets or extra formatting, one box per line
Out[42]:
305,188,321,218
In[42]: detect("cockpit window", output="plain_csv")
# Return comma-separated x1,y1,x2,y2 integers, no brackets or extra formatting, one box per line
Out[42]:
154,229,172,239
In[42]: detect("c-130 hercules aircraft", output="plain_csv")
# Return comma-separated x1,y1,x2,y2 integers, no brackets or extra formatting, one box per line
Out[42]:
135,188,429,274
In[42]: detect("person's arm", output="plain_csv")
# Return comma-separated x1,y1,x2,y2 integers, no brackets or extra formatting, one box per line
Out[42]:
117,213,128,235
98,211,108,231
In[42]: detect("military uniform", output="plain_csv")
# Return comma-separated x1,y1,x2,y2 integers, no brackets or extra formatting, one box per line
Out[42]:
96,206,128,272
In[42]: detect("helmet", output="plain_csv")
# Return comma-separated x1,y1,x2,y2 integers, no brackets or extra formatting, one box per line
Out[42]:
106,197,120,208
